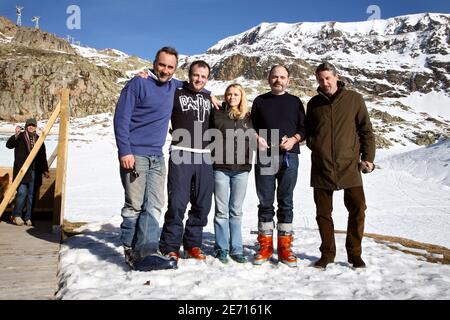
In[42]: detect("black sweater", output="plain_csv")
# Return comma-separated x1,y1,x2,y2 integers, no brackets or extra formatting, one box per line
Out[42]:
170,84,213,150
251,92,306,154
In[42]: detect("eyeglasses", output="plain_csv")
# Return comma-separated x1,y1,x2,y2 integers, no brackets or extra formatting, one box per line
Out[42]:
131,169,139,178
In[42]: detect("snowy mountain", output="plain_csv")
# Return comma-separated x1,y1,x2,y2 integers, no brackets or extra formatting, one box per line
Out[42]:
180,13,450,148
190,13,449,93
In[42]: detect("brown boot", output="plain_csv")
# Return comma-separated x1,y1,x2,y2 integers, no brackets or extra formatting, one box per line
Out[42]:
277,233,297,267
313,256,334,269
348,256,366,268
253,233,273,265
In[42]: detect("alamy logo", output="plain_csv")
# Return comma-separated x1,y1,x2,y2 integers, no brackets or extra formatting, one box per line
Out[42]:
66,5,81,30
179,94,211,122
366,5,381,20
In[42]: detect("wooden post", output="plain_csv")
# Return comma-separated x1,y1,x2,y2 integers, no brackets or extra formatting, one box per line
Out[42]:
52,89,70,232
0,102,62,219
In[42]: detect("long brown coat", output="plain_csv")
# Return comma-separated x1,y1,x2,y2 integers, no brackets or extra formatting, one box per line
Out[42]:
305,83,375,190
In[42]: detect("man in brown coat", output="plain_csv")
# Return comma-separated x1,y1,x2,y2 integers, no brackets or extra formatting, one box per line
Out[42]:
306,62,375,269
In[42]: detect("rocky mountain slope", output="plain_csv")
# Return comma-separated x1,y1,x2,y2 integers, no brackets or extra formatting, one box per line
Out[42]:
0,16,150,121
187,13,449,95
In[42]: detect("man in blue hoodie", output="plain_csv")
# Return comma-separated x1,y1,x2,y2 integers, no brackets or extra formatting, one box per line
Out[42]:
113,47,184,269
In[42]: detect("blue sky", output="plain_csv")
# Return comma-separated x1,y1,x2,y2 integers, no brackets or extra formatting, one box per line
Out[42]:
1,0,449,60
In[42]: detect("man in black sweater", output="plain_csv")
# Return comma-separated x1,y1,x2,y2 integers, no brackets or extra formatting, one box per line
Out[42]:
158,61,214,263
251,65,306,267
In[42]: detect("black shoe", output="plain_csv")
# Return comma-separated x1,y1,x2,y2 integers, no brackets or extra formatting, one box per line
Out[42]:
348,256,366,268
313,257,334,269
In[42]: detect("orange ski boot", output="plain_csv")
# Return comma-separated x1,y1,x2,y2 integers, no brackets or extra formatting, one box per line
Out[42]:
253,232,273,265
277,233,297,267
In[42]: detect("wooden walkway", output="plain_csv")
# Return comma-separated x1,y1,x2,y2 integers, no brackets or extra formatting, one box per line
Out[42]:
0,219,60,300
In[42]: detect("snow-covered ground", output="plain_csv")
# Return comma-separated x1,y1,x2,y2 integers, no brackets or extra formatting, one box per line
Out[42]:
1,112,449,300
56,227,450,300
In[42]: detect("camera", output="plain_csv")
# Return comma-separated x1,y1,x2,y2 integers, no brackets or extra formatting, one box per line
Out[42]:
129,168,140,182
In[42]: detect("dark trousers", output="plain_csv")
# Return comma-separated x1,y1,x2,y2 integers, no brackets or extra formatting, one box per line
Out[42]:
255,153,299,224
313,186,366,260
13,169,35,221
159,151,213,254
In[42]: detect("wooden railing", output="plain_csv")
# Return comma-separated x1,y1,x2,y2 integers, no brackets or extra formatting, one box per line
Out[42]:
0,89,70,232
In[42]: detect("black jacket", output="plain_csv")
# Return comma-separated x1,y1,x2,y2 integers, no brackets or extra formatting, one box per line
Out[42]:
6,132,49,186
210,104,255,172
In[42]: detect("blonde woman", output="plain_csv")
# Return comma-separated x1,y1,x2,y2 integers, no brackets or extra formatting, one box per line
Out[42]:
211,84,254,264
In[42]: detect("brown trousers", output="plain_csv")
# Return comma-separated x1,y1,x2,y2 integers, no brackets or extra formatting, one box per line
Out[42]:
313,186,366,260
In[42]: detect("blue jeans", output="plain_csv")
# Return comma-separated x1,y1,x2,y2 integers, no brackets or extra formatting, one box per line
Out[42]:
255,153,299,231
213,170,249,255
119,155,166,257
13,169,35,221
